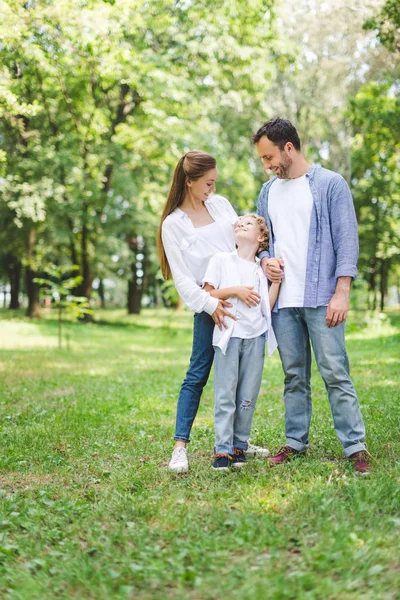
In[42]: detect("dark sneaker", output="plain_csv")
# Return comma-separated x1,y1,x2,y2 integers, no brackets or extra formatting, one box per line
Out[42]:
232,448,247,468
269,445,302,465
349,450,372,473
212,453,232,471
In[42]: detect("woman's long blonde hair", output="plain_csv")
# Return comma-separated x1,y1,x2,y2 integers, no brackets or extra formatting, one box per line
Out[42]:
157,150,217,280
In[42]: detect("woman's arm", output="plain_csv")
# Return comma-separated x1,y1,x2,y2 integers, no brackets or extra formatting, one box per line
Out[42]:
162,224,219,315
204,283,260,308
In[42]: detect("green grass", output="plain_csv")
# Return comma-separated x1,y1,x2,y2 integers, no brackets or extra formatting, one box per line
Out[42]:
0,307,399,600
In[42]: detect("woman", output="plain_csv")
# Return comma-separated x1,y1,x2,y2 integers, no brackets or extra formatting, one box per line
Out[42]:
157,150,267,472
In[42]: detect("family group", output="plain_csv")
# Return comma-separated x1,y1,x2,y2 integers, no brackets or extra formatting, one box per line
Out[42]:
157,118,371,474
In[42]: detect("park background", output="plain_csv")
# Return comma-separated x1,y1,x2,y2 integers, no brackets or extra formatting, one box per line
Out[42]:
0,0,399,599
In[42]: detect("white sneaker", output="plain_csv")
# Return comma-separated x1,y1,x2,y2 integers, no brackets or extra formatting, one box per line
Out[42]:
168,447,189,473
245,441,270,458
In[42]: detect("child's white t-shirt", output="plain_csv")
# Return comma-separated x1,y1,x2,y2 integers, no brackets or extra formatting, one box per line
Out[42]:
268,175,313,308
203,251,277,356
231,257,268,339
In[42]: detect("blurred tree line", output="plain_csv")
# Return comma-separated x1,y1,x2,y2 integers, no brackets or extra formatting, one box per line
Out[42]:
0,0,398,316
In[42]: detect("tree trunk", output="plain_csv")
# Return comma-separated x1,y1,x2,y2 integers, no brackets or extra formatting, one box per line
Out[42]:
127,235,145,315
26,269,40,318
81,222,93,300
127,267,142,314
379,259,389,312
26,229,41,318
58,306,63,349
368,255,377,311
8,258,21,309
98,278,106,309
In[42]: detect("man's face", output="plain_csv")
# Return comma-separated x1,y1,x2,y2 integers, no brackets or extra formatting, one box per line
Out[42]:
256,136,293,179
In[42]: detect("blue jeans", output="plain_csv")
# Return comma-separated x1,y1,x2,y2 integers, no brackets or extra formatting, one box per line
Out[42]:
272,307,366,457
214,335,265,455
174,312,215,443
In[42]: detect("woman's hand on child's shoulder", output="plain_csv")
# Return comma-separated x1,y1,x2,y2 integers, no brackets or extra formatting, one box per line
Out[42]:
235,286,261,307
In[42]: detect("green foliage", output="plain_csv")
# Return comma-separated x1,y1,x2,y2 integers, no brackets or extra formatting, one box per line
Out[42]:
364,0,400,53
348,81,400,309
0,0,277,311
35,266,92,348
0,0,398,313
0,307,399,598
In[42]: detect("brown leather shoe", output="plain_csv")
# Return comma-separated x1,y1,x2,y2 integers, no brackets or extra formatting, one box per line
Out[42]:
268,445,303,465
349,450,372,473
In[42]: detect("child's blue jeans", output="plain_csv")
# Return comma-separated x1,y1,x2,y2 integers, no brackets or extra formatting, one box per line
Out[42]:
214,334,266,455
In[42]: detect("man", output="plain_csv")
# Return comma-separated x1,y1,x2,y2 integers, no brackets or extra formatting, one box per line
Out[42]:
253,117,371,473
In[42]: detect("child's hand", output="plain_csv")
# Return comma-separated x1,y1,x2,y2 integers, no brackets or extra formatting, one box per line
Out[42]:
264,258,284,282
235,286,261,307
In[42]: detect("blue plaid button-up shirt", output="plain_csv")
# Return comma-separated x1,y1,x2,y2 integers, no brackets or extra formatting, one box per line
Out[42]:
257,164,359,309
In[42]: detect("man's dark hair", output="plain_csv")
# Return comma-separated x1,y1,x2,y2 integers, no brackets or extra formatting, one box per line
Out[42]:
252,118,301,151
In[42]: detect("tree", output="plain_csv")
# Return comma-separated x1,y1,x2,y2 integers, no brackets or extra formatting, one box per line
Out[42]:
260,0,392,178
349,82,400,310
364,0,400,53
35,266,92,349
1,0,279,315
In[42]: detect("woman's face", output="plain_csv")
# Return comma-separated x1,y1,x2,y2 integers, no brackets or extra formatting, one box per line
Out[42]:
187,168,218,202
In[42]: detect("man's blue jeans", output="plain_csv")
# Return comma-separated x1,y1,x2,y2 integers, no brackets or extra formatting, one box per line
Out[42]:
272,307,366,457
174,311,215,443
214,335,265,455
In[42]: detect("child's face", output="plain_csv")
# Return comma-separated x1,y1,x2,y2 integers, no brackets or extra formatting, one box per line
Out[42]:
234,216,263,247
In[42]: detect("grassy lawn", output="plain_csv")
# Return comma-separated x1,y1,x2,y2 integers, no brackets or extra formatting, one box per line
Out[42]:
0,307,399,599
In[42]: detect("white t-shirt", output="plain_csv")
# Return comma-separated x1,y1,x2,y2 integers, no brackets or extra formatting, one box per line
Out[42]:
268,175,313,308
162,195,237,315
231,257,268,339
203,251,277,356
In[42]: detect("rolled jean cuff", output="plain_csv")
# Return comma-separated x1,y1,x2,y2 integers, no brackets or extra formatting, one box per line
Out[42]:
174,435,190,443
286,438,308,453
342,442,367,458
233,441,248,450
215,445,233,455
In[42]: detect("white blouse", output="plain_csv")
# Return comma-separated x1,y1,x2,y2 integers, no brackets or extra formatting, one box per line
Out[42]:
161,195,238,314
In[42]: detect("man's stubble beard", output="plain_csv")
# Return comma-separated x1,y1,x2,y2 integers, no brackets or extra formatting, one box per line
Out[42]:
278,154,293,179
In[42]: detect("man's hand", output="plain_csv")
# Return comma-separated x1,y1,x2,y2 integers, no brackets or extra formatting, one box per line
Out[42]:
212,300,236,331
326,277,351,327
261,257,284,283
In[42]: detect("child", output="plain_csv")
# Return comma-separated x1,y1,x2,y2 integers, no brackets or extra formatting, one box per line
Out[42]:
203,214,281,470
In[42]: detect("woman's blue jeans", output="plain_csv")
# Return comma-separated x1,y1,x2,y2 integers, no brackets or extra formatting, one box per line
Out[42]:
174,311,215,443
272,307,366,457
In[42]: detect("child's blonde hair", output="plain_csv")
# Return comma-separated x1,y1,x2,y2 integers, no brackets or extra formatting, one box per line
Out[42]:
237,213,269,253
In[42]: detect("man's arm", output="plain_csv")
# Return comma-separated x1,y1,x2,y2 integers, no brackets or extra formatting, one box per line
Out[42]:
326,175,358,327
326,276,351,328
329,175,359,280
256,184,270,263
